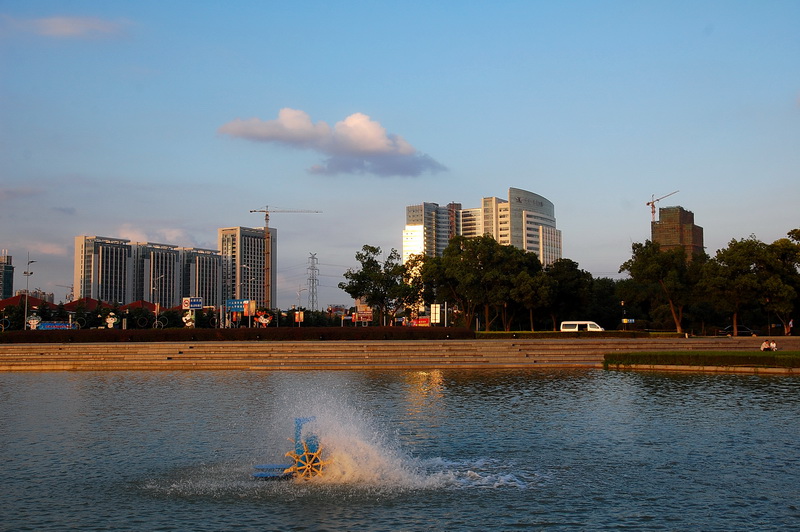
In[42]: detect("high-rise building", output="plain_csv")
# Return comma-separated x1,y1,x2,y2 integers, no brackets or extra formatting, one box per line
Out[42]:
651,206,704,258
180,247,222,308
74,236,222,307
402,202,460,263
130,242,181,308
0,252,13,300
15,288,54,303
218,226,276,308
74,236,132,304
404,187,562,266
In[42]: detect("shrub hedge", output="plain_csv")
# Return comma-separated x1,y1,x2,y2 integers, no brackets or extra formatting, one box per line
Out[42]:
0,326,475,344
477,331,674,339
604,351,800,369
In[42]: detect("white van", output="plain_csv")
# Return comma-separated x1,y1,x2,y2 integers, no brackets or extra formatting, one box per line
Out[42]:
560,321,604,332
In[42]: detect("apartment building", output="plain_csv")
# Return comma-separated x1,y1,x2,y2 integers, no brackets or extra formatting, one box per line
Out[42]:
0,252,13,300
73,236,221,307
218,226,276,308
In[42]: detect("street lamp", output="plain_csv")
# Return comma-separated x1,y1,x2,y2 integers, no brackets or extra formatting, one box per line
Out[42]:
239,275,255,328
296,286,307,327
152,274,165,326
241,264,255,327
23,253,36,330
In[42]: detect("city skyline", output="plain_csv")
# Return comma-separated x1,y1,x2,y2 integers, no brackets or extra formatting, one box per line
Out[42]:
2,1,798,309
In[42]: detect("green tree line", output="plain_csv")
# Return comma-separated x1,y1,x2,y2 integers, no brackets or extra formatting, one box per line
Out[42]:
339,229,800,334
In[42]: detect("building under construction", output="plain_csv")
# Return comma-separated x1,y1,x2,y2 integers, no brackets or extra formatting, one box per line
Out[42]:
651,206,705,258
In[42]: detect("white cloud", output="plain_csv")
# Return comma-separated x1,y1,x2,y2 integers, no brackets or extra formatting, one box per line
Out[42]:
27,241,69,256
116,223,148,243
218,108,446,177
154,228,193,246
2,15,128,39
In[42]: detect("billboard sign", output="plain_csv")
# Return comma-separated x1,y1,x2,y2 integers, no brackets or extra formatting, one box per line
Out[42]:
430,304,441,324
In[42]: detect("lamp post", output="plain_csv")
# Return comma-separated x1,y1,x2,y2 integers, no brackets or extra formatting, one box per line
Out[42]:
296,286,307,327
241,264,255,327
23,253,36,330
152,274,164,326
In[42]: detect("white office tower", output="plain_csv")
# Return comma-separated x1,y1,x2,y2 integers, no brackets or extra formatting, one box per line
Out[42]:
402,202,461,263
404,188,562,266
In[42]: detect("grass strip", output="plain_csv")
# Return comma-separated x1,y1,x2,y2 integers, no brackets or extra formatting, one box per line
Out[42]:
604,351,800,369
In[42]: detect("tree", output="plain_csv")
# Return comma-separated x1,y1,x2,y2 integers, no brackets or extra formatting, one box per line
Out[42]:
339,245,407,325
511,269,553,331
760,235,800,335
586,277,621,330
700,237,764,336
620,241,701,334
545,259,593,330
398,253,430,321
429,236,521,331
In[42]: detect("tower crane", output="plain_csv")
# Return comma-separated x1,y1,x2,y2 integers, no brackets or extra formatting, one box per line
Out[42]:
646,190,679,222
56,284,74,302
249,206,322,309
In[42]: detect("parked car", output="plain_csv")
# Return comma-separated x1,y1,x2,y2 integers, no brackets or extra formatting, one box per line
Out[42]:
717,325,757,336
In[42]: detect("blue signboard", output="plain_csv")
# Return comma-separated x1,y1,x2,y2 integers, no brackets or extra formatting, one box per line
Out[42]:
227,299,246,312
38,322,77,330
183,297,203,310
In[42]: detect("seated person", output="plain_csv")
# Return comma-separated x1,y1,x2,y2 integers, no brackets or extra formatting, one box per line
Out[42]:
761,340,771,351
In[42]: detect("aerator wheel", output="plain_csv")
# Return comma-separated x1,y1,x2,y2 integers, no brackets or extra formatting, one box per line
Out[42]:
284,440,329,479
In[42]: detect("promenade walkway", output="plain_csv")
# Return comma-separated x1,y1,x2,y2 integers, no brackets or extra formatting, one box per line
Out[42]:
2,336,798,372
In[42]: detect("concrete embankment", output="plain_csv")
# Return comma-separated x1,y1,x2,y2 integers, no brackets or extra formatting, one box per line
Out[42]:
2,336,797,372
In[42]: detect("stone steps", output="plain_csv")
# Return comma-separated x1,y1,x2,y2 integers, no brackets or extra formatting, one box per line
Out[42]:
1,337,797,372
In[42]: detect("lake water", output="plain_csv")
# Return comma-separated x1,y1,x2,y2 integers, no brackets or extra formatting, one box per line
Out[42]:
1,368,798,531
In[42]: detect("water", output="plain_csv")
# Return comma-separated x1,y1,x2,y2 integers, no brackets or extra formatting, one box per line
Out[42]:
1,369,798,531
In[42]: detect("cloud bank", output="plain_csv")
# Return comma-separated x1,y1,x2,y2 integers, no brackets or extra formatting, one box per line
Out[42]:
218,108,446,177
2,15,128,39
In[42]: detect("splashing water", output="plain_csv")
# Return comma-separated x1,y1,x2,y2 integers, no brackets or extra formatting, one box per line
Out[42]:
140,378,529,500
264,382,529,491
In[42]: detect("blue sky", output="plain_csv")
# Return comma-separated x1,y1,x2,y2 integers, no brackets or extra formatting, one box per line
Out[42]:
1,1,798,309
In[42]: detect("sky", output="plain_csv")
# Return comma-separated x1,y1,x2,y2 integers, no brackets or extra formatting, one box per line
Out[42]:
1,0,798,310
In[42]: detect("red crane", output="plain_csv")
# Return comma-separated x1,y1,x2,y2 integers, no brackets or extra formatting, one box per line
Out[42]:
646,190,679,222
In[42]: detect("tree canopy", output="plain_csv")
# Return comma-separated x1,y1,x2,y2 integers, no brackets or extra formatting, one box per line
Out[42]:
338,228,800,334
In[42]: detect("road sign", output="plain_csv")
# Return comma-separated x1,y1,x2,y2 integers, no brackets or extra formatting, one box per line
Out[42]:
182,297,203,310
227,299,246,312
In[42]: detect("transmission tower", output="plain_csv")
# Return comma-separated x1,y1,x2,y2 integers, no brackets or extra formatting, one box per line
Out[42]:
307,253,319,311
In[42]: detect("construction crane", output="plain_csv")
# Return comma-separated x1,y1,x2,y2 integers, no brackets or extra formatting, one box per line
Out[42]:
56,284,74,302
646,190,679,222
249,206,322,309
